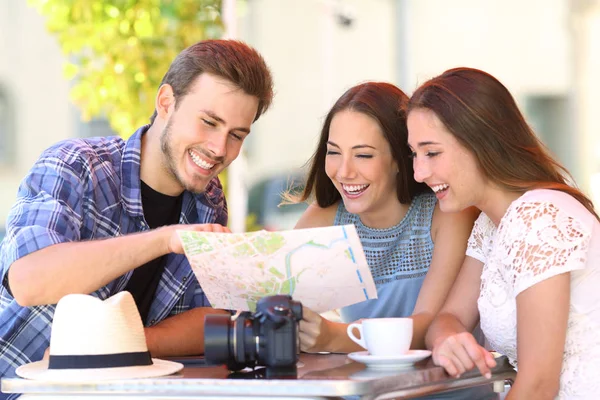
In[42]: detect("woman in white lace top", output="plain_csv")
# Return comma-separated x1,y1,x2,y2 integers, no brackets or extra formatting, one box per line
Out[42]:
406,67,600,400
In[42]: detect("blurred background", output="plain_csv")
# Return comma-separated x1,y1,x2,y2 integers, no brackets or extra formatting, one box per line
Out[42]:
0,0,599,238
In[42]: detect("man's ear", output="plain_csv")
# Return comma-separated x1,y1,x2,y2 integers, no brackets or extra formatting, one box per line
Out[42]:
155,84,175,120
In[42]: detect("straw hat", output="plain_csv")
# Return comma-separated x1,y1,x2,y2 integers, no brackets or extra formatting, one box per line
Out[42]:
16,291,183,381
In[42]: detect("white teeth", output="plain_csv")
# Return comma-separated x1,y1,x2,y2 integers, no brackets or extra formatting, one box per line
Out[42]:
189,150,215,170
432,184,449,193
343,184,369,193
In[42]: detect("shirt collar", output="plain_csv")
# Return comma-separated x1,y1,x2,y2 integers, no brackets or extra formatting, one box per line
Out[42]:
120,125,147,218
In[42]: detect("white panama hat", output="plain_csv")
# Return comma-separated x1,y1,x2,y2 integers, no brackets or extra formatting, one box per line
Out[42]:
16,291,183,381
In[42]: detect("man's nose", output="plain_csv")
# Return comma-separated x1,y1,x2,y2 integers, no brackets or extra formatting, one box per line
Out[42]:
206,131,227,158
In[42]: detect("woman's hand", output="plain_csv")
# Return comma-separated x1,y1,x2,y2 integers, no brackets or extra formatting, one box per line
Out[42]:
299,306,333,352
432,331,496,378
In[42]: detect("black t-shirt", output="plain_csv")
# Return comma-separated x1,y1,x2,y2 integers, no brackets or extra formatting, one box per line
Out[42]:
125,180,183,324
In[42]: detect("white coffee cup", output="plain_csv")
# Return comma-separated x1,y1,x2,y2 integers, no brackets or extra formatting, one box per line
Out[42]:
347,318,413,356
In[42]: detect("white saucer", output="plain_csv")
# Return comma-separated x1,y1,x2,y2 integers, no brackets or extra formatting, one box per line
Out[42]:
348,350,432,370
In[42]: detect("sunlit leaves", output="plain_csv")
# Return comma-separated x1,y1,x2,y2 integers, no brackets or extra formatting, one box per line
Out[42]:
28,0,224,137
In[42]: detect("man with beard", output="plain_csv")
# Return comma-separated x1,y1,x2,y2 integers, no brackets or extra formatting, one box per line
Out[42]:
0,40,273,382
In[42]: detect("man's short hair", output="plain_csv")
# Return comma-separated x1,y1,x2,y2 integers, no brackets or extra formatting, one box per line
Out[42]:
150,40,273,124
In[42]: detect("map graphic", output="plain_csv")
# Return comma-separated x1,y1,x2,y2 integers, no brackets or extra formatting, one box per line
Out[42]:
178,225,377,312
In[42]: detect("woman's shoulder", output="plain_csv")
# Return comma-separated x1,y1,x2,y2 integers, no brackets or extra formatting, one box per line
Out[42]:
510,189,596,230
294,202,339,229
518,188,582,206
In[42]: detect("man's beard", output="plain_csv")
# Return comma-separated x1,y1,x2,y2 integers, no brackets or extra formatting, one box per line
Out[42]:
160,119,208,194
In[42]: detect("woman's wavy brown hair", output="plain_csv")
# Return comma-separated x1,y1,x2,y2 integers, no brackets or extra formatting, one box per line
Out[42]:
295,82,429,207
408,67,599,220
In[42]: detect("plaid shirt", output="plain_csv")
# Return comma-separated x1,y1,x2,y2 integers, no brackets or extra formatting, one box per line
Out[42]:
0,126,227,390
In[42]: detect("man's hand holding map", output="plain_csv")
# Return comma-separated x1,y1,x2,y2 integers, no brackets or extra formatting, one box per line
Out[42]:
177,225,377,313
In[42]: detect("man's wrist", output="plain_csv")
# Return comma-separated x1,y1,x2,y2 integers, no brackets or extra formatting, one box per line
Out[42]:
158,225,176,255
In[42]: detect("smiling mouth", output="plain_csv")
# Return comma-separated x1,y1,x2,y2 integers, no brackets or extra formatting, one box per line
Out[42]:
342,184,369,195
431,184,449,194
189,150,216,170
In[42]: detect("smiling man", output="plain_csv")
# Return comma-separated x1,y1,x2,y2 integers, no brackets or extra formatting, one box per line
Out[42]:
0,40,273,385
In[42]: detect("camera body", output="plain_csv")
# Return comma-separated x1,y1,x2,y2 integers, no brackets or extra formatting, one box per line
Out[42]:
204,295,303,372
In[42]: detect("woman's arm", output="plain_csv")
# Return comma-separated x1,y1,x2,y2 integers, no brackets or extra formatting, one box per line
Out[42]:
425,255,496,378
498,197,587,398
505,273,570,400
410,206,479,349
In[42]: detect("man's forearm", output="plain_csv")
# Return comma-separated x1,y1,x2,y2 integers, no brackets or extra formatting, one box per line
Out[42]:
145,307,231,358
9,226,174,306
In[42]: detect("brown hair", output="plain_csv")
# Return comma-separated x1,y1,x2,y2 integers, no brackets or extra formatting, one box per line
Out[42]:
150,40,273,124
296,82,429,207
408,67,599,220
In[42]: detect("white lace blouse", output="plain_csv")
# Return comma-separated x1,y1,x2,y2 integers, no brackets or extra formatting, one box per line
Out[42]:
467,189,600,399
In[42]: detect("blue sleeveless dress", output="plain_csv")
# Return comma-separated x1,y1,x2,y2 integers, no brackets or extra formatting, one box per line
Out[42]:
336,192,435,322
335,192,496,400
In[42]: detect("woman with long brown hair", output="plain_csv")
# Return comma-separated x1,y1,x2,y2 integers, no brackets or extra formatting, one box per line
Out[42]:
408,67,600,399
294,81,496,399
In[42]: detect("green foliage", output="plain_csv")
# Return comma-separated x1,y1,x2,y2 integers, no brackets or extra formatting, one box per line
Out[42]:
245,212,263,233
28,1,265,232
28,0,224,137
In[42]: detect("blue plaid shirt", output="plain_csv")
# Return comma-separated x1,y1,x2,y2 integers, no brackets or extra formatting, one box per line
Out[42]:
0,126,227,391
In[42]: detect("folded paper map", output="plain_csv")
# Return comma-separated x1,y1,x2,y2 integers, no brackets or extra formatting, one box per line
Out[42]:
177,225,377,313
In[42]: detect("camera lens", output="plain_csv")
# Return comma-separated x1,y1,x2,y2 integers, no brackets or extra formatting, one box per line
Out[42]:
204,313,257,371
204,296,302,373
204,314,232,365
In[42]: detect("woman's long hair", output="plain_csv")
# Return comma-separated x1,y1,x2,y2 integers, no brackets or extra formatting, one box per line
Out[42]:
408,67,599,220
294,82,429,207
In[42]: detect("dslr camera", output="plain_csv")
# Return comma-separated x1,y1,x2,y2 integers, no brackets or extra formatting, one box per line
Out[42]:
204,295,303,374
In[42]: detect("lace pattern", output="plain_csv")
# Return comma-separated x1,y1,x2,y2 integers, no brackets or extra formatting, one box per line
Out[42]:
558,310,600,399
471,190,598,399
466,213,496,263
500,201,589,295
334,192,436,286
